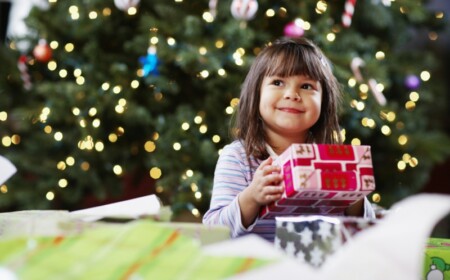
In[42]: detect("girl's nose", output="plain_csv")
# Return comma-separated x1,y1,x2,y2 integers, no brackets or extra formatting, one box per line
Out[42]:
284,89,302,101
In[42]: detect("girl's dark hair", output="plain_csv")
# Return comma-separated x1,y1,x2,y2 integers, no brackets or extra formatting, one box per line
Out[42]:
233,37,343,160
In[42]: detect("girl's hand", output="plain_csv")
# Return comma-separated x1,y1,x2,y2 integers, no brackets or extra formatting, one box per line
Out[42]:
245,157,284,206
238,157,284,227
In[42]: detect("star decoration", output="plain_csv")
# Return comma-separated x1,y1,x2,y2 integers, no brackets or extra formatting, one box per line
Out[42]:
309,246,324,267
331,233,343,252
285,241,296,256
286,221,295,233
296,249,306,262
317,220,333,241
299,227,313,247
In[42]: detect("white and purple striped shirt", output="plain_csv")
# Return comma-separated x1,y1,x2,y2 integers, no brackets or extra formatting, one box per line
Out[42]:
202,140,375,242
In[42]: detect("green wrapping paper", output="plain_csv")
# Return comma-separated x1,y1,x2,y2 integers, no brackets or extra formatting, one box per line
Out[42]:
0,220,272,279
423,238,450,280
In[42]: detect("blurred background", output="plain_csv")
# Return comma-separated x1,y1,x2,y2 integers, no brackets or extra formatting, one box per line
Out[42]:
0,0,449,226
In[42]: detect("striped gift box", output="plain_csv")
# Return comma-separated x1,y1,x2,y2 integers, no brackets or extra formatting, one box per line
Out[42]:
260,144,376,219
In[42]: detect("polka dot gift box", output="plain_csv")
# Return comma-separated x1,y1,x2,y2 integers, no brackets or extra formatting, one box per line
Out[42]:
260,144,376,219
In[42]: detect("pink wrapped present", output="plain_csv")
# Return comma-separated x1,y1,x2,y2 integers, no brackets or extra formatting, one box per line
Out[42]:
260,144,376,219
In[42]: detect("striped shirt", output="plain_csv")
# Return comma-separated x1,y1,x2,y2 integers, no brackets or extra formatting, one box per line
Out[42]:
202,140,375,242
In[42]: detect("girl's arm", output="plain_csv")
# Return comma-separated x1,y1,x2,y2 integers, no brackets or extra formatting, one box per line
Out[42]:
202,142,283,237
238,157,283,227
202,143,257,238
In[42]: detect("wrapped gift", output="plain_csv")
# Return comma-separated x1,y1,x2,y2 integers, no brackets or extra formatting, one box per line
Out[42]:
260,144,376,219
275,215,377,267
275,216,343,267
160,222,230,245
423,238,450,280
339,216,378,242
0,220,268,279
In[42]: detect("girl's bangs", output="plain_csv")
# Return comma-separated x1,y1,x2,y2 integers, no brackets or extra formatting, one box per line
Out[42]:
264,48,324,81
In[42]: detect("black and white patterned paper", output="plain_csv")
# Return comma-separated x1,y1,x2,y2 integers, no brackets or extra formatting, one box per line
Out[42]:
275,216,343,267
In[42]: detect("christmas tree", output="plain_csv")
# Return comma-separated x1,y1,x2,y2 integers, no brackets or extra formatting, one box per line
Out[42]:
0,0,449,218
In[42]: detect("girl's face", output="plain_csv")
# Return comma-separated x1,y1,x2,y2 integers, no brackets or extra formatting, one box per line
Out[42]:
259,74,322,144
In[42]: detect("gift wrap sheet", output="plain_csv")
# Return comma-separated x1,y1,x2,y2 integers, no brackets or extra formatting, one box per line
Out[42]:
0,219,273,279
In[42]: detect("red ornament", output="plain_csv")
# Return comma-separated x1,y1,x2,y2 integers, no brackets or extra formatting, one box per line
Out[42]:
33,40,52,63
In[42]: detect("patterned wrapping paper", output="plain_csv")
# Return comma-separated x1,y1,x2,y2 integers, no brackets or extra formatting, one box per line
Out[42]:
0,210,91,239
423,238,450,280
339,216,378,242
275,216,378,268
275,216,343,268
260,144,376,219
0,220,270,279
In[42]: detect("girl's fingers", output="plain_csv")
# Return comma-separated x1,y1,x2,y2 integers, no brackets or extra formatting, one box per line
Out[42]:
259,161,281,176
258,157,273,169
262,185,284,196
263,173,283,185
265,192,283,203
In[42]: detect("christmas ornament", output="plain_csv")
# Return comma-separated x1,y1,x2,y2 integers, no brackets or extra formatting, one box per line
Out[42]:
139,45,159,77
342,0,357,28
17,55,32,90
209,0,218,18
283,19,304,38
230,0,258,21
32,39,52,63
404,74,420,90
367,79,386,106
350,57,365,82
350,57,386,106
114,0,140,11
371,0,391,7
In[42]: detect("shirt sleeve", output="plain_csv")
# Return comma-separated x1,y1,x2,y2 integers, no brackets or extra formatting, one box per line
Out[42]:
202,142,257,238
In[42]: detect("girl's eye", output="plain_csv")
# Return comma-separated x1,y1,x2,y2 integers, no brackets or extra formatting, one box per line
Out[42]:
301,83,314,90
272,80,283,86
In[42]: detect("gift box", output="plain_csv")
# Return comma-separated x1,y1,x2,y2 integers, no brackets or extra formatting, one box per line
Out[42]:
423,238,450,280
275,216,343,267
260,144,376,219
339,216,378,242
275,215,377,267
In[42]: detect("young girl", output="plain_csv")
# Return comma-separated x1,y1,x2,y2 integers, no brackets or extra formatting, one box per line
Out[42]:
202,37,375,242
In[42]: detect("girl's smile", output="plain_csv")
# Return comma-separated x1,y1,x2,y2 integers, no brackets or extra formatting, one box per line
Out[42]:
277,107,305,113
